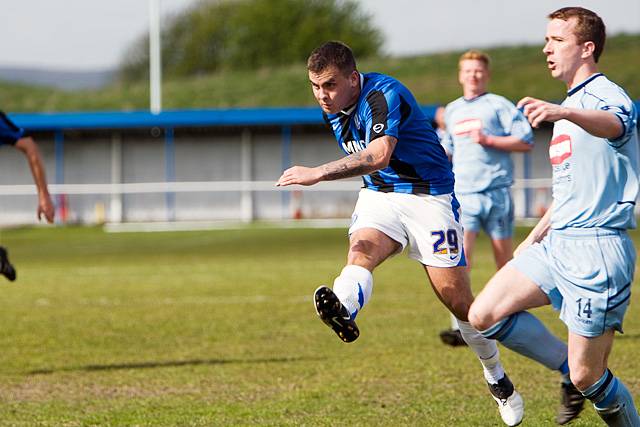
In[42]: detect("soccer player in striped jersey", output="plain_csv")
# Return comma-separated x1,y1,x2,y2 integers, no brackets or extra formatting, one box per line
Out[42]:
469,7,639,425
0,111,54,281
438,51,534,347
277,41,524,426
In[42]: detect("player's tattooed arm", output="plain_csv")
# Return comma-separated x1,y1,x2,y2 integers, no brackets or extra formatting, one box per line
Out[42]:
321,135,397,181
276,136,397,186
320,151,376,181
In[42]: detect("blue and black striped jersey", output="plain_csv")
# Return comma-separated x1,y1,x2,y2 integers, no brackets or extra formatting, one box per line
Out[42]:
0,111,25,146
323,73,454,195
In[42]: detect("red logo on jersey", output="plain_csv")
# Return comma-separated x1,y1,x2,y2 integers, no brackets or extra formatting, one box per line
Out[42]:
549,134,572,165
452,118,482,136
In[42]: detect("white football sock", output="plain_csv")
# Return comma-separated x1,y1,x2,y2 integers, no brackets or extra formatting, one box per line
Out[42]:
332,265,373,317
450,312,459,330
457,319,505,384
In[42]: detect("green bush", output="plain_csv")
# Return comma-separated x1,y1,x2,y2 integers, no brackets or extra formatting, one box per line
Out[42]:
119,0,382,81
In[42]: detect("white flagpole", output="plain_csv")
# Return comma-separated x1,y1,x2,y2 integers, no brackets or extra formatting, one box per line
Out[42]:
149,0,162,114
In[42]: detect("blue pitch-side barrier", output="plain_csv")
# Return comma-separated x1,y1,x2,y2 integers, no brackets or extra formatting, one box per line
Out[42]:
7,105,441,131
8,101,639,131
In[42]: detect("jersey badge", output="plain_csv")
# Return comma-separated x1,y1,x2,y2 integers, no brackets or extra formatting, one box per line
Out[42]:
549,134,572,165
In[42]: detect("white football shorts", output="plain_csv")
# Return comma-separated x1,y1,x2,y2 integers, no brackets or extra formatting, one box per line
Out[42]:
348,188,466,267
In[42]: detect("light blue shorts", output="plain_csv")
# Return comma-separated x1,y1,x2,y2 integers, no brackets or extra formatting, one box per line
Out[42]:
457,187,513,239
509,228,635,337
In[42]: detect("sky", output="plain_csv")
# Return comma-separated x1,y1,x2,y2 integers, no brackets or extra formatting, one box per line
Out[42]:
1,0,639,71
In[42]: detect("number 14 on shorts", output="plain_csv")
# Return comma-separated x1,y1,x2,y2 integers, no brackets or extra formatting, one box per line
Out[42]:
576,298,593,318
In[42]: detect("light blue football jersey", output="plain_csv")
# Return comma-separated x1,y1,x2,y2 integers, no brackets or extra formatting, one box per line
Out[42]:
442,93,533,194
549,73,639,230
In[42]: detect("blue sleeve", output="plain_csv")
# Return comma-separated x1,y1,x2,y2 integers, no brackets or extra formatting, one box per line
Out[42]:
441,106,454,155
362,87,400,143
439,129,454,156
0,112,25,146
600,91,637,148
496,99,534,144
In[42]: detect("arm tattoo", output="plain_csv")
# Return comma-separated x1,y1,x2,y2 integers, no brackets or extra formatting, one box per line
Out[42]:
320,151,378,181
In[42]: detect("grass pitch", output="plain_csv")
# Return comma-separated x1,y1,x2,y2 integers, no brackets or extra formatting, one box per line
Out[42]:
0,225,638,426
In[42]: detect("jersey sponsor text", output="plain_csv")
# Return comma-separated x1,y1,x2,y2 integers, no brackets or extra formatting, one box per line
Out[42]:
342,139,367,154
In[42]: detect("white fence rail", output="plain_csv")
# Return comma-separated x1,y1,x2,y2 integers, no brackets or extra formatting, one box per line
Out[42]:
0,179,554,226
0,178,552,196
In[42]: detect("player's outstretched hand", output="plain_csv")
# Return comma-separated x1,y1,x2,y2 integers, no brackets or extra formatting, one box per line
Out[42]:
276,166,322,187
38,194,55,223
517,97,568,128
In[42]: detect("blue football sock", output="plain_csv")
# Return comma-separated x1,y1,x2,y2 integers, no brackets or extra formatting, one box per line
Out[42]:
480,311,567,372
559,359,572,385
582,369,640,426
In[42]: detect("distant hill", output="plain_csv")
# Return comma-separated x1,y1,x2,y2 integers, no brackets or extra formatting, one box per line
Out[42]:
1,33,638,113
0,67,114,90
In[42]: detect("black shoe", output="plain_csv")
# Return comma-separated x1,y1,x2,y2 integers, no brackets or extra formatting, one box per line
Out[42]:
556,382,585,425
313,286,359,343
439,328,467,347
0,247,16,281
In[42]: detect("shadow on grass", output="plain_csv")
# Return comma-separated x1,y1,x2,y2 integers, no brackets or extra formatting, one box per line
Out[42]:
28,356,319,375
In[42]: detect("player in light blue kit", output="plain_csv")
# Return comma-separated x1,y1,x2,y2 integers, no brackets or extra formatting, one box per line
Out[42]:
277,41,524,426
469,7,640,426
0,111,55,281
438,50,534,347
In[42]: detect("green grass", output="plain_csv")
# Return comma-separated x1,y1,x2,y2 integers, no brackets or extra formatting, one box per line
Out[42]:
1,34,638,113
0,225,638,426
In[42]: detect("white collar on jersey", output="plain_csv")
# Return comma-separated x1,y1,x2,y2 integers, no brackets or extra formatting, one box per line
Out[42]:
340,72,365,116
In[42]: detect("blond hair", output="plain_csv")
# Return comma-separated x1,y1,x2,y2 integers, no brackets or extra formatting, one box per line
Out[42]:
459,50,490,70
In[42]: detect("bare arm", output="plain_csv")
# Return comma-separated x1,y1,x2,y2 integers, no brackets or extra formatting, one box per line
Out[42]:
514,202,553,257
320,135,397,181
563,108,623,139
14,137,55,223
276,135,397,186
517,97,623,139
471,131,533,152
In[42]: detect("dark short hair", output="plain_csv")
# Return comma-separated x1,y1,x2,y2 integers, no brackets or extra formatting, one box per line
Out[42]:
307,41,357,75
548,7,606,62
